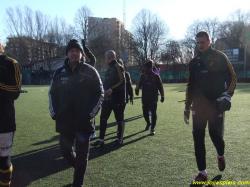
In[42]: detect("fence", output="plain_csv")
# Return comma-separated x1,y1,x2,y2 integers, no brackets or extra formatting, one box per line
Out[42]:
20,70,250,85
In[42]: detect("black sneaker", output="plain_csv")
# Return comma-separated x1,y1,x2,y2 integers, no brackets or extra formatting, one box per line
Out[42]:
150,129,155,135
145,124,151,131
193,173,207,183
218,155,226,171
113,139,123,146
90,140,104,147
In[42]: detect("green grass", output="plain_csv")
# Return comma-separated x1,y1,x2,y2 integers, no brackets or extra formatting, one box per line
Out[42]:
11,83,250,187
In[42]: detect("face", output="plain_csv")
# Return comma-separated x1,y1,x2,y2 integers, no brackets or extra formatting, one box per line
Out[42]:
196,36,211,53
67,48,82,63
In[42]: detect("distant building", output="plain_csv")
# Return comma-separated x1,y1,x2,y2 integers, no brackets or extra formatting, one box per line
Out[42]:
88,17,135,67
5,36,59,68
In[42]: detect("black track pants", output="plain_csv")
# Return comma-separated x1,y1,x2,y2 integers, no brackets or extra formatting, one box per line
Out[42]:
59,132,90,186
99,100,125,140
192,106,225,171
142,102,157,129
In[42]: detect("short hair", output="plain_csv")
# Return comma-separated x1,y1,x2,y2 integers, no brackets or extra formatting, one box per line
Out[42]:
196,31,210,41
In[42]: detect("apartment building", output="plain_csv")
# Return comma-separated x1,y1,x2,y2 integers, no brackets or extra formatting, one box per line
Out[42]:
5,36,59,66
88,17,135,67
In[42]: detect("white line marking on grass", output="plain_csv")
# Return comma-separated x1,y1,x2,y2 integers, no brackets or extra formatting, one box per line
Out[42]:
28,89,45,93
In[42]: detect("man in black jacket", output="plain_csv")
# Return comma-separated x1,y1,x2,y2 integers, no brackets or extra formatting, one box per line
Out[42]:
49,39,104,187
0,47,21,187
91,50,126,146
135,60,164,135
117,59,134,109
184,31,237,183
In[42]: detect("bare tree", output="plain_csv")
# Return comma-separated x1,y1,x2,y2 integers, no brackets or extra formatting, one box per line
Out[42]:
131,9,169,65
74,5,93,43
217,9,250,50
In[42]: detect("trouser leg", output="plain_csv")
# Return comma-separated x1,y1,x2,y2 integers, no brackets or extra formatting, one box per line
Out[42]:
59,133,75,168
150,102,157,130
99,101,113,140
208,110,225,156
73,132,91,186
142,102,150,124
0,156,12,187
192,110,208,171
114,103,125,140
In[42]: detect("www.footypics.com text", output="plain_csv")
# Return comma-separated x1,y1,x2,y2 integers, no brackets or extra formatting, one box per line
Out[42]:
192,180,250,186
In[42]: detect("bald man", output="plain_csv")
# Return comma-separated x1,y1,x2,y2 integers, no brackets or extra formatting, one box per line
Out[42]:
91,50,126,146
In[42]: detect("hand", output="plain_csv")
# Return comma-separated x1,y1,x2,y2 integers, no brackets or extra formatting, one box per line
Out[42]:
135,89,139,96
184,109,190,124
130,100,134,105
217,94,231,111
160,96,164,103
52,114,57,120
104,89,112,99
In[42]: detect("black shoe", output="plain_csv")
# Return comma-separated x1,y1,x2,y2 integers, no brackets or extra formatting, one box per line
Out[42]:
113,139,123,146
150,129,155,135
218,155,226,171
145,124,151,131
90,140,104,147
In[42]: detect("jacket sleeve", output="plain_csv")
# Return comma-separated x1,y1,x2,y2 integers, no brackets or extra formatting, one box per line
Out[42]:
156,74,164,97
185,61,195,109
110,64,125,92
48,71,59,119
88,67,104,118
126,72,134,100
135,70,143,90
0,57,21,100
84,45,96,67
222,52,237,97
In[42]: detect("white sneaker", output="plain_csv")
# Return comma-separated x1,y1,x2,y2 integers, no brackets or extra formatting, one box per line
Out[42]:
90,133,96,139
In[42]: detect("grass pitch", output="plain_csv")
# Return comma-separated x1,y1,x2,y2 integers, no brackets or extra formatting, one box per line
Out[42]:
11,83,250,187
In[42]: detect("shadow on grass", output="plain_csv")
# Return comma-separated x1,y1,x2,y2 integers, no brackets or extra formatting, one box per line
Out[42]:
95,114,143,131
11,141,72,187
189,175,222,187
11,115,144,186
89,130,149,161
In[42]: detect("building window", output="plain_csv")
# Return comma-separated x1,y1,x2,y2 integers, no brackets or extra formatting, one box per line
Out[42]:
108,35,111,37
108,22,110,24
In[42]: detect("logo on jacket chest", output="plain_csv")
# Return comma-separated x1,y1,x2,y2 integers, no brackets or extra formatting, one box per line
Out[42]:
201,70,208,73
60,77,69,84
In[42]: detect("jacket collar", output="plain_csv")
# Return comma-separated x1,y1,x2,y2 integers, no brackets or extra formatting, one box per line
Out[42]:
108,60,117,67
64,58,83,71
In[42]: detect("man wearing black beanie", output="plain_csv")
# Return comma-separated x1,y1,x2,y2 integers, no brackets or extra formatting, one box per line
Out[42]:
49,39,104,187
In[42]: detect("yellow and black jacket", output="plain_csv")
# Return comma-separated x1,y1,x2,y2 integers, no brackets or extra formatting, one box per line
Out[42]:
185,47,237,109
104,60,125,103
125,71,134,103
0,55,21,133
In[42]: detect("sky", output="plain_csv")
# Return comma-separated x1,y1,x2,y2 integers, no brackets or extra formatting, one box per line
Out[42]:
0,0,249,44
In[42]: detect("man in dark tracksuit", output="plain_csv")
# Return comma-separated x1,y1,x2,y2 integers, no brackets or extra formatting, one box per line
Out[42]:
184,31,237,183
135,60,164,135
91,50,126,146
117,59,134,110
49,39,104,187
0,50,21,187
